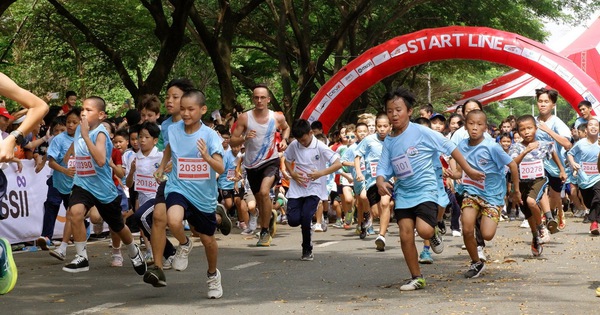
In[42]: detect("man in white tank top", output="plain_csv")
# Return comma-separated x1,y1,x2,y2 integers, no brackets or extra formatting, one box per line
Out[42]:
231,84,290,247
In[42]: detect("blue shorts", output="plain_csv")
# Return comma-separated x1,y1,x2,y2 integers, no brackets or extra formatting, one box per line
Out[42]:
165,192,217,236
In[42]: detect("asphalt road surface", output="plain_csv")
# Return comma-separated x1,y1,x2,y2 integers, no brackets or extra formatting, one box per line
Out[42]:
1,214,599,314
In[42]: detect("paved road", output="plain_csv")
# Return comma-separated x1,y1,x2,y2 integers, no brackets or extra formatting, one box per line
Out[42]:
1,214,599,314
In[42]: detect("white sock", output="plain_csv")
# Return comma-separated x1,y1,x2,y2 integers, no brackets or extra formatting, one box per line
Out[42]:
74,242,87,259
124,242,138,258
58,242,68,253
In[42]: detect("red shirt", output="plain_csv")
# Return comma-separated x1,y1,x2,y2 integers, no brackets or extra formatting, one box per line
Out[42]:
111,148,123,187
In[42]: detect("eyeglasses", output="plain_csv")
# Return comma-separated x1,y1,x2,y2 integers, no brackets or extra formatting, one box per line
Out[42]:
345,135,356,139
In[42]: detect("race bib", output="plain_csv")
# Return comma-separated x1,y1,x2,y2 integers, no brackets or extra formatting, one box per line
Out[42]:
135,173,158,193
391,154,414,179
226,169,236,180
67,157,75,169
75,156,96,177
582,162,599,175
177,158,210,180
462,172,485,190
369,162,378,177
294,165,312,188
519,159,544,180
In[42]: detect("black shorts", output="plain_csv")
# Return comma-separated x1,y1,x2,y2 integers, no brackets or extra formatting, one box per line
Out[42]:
394,201,438,228
165,192,217,236
545,171,563,193
220,189,235,200
580,181,600,211
329,190,339,205
69,185,125,233
246,158,280,195
155,181,166,204
518,177,548,219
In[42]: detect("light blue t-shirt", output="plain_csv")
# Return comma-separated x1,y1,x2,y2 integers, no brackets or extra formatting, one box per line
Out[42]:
164,121,224,213
567,138,600,189
574,117,587,130
457,138,513,206
535,115,571,177
377,123,456,209
46,131,75,195
159,116,178,150
217,150,237,190
73,124,118,203
355,134,384,189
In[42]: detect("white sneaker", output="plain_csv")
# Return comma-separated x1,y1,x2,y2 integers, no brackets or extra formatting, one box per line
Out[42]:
375,235,386,252
520,220,530,228
173,238,193,271
248,213,258,231
111,253,123,267
452,230,462,237
207,269,223,299
477,245,487,262
241,228,255,236
313,223,323,232
163,255,175,270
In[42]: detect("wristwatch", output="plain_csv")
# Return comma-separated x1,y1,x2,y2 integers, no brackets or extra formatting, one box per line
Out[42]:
9,130,24,146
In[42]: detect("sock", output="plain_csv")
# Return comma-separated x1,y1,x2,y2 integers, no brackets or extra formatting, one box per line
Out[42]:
124,241,138,258
423,245,430,251
545,211,554,221
75,242,87,259
207,270,217,278
112,246,121,255
181,237,190,246
58,242,68,253
261,227,268,235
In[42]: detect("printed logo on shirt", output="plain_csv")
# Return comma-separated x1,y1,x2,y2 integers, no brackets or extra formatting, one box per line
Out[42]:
406,147,419,157
315,154,320,161
478,158,489,167
154,163,160,168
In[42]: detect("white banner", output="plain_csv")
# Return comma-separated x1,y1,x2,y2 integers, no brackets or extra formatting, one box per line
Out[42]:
0,160,67,244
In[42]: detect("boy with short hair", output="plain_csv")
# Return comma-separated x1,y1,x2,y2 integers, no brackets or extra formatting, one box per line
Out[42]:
284,119,342,260
376,87,483,291
567,118,600,235
62,96,147,275
146,90,225,299
451,110,521,278
139,94,161,124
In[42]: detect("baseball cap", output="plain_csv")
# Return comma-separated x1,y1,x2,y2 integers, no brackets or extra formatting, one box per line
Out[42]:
430,113,446,121
0,108,14,120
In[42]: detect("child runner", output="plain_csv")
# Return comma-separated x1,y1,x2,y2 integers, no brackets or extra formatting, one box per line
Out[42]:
566,118,600,235
284,119,341,260
145,90,224,299
451,110,521,278
509,115,565,255
376,87,483,291
62,96,146,275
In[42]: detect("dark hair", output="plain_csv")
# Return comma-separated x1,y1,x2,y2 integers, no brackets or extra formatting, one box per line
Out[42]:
462,99,483,116
577,123,587,132
214,124,228,135
86,96,106,112
376,112,389,122
139,121,161,139
181,89,206,106
66,107,81,119
516,114,536,128
419,103,434,114
167,78,195,92
311,120,323,131
448,113,463,127
535,88,558,103
383,86,416,109
115,127,129,140
291,119,312,139
499,132,512,141
138,94,161,114
465,109,487,124
129,124,141,136
50,116,67,131
578,100,592,109
414,117,431,128
253,83,269,92
65,91,77,98
125,109,141,126
355,122,368,130
315,133,327,143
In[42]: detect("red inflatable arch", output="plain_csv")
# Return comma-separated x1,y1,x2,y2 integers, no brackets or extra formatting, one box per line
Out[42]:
300,26,600,133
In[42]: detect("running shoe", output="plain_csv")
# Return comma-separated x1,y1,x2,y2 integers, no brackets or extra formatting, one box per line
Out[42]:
63,255,89,273
269,209,277,237
36,236,52,251
558,211,566,231
241,228,255,236
531,236,543,256
238,221,248,231
400,277,426,291
143,266,167,287
477,246,487,262
130,244,147,275
333,218,344,229
375,235,386,252
547,218,559,234
256,231,272,247
163,255,175,270
216,204,232,236
573,209,586,218
343,222,352,230
111,253,123,267
538,225,551,244
418,250,433,264
50,249,66,261
144,251,154,266
359,226,367,239
520,220,530,228
464,260,485,278
0,238,17,295
301,249,314,261
313,223,323,232
590,221,599,235
280,215,288,225
430,227,444,254
207,269,223,299
248,213,258,231
583,215,591,224
173,238,193,271
451,230,462,237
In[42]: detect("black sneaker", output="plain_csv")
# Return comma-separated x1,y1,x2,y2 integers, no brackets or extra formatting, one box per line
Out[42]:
63,255,89,273
216,204,232,236
359,226,367,239
301,249,313,261
143,266,167,287
130,244,148,275
464,260,485,278
531,236,543,257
